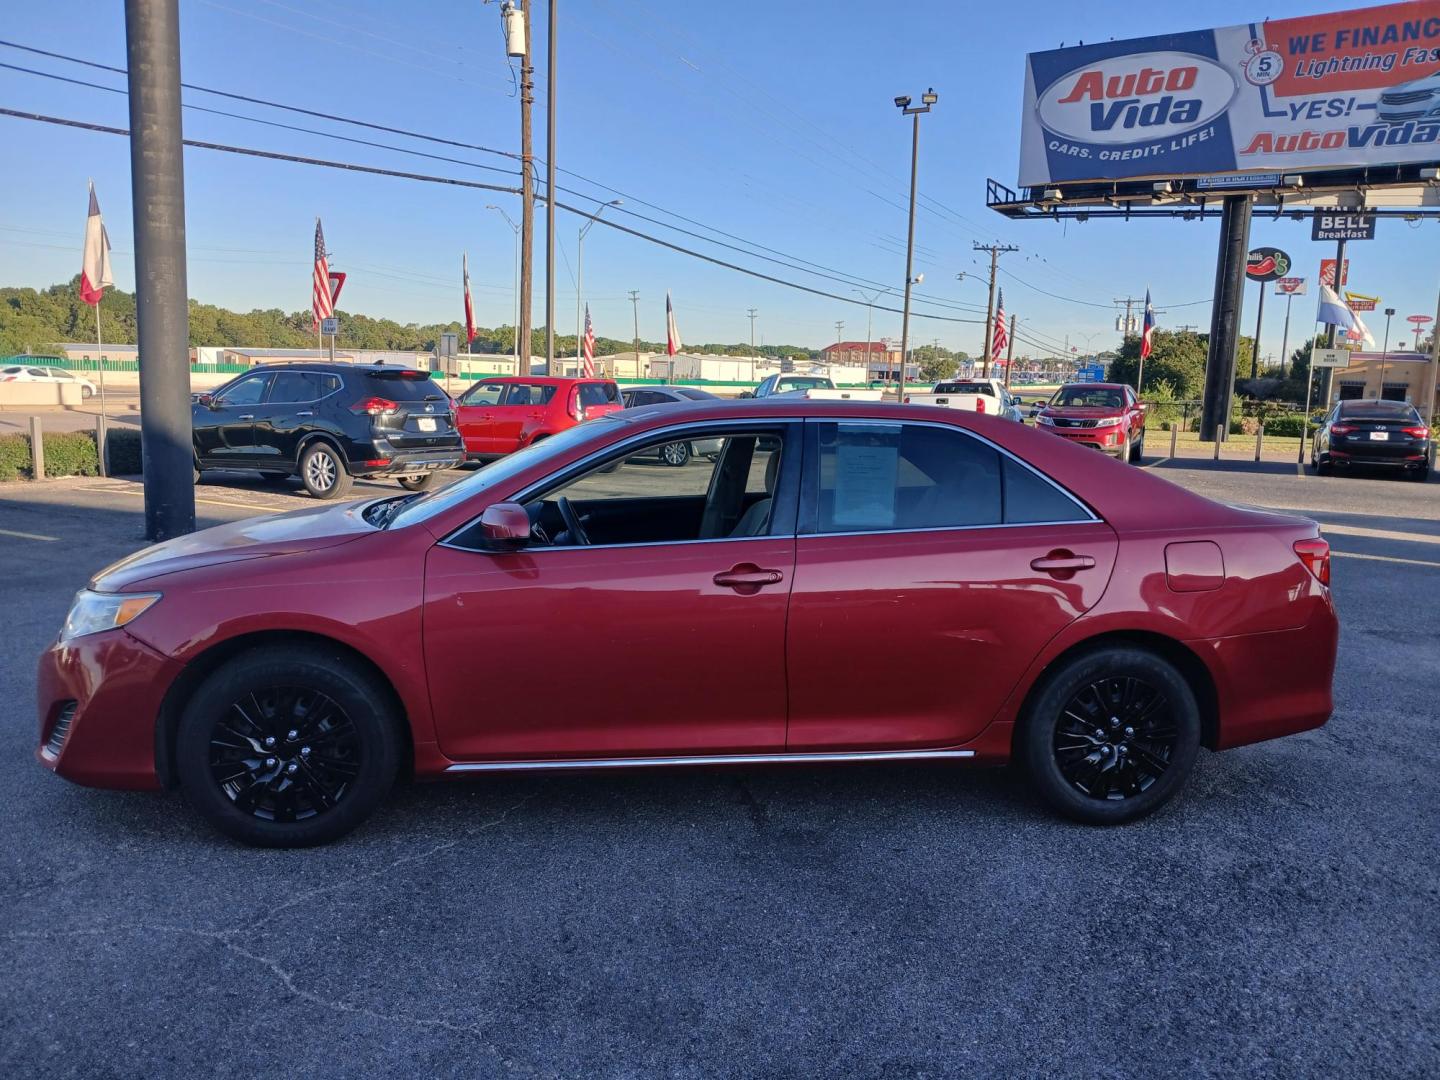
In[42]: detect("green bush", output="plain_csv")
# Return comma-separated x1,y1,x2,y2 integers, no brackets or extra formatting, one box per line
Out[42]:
106,428,144,474
0,430,100,480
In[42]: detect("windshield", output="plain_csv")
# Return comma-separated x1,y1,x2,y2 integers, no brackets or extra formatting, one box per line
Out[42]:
782,377,831,390
934,382,994,396
1052,387,1123,409
388,416,627,529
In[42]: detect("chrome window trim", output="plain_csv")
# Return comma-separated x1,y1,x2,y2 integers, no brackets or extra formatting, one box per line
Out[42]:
436,412,1101,554
808,415,1100,526
445,748,976,773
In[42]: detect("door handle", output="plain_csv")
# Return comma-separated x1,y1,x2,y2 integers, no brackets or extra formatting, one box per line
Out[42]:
296,411,314,418
713,563,785,594
237,414,255,421
1030,550,1095,575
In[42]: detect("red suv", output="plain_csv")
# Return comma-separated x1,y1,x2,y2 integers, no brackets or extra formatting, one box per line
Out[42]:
453,376,623,460
1036,382,1146,463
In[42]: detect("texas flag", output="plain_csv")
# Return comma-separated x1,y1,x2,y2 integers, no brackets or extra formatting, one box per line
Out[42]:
80,182,113,307
463,253,477,345
1140,289,1155,360
666,291,682,356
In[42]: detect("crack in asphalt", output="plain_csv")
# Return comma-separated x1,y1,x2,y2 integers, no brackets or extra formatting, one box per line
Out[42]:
3,793,539,1064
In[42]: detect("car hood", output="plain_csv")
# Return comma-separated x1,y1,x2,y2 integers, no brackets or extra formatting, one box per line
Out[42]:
91,499,379,591
1043,406,1127,419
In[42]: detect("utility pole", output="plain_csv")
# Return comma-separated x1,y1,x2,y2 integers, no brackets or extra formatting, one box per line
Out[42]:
125,0,194,541
628,289,641,378
896,89,938,404
853,288,882,380
975,241,1019,378
544,0,557,374
834,319,845,346
748,308,758,357
1379,307,1396,394
509,2,534,377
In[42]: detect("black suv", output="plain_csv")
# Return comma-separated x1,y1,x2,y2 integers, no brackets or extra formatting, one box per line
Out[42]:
193,363,465,498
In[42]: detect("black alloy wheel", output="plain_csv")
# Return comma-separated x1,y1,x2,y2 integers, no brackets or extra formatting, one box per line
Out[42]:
1021,646,1200,825
176,646,400,846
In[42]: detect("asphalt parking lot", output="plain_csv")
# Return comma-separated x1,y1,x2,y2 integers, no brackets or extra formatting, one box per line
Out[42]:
2,459,1437,1077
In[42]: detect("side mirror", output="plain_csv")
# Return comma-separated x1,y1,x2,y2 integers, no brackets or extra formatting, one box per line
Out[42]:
738,391,755,399
479,501,531,547
197,393,216,409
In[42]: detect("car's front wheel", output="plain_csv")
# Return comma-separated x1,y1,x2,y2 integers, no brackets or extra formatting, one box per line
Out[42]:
659,441,691,467
1128,432,1144,464
299,442,353,499
175,645,402,847
1021,646,1201,825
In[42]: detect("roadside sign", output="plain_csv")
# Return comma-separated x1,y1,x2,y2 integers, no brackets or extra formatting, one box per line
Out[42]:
1274,277,1307,295
1344,291,1379,312
1309,346,1350,369
1319,259,1349,288
1245,247,1291,282
440,332,458,358
320,316,338,336
327,271,346,306
1312,213,1376,242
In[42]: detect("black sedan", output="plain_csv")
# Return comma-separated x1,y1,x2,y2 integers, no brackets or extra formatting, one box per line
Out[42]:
1312,399,1432,480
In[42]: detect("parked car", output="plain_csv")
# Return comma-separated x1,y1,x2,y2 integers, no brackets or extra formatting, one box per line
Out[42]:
1034,382,1147,462
38,399,1337,846
454,376,623,461
1311,399,1432,480
192,363,464,499
621,385,723,465
1,364,99,398
741,374,834,398
903,378,1025,421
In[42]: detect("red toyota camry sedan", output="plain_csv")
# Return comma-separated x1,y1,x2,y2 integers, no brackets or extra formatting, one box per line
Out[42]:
37,400,1338,846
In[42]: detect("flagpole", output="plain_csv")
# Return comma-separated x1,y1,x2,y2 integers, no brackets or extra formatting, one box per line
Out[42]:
95,299,109,476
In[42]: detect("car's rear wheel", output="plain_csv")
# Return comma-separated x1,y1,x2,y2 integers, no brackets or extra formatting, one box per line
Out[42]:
1314,449,1332,476
1021,646,1200,825
397,473,441,491
299,442,352,499
659,441,691,467
175,645,401,847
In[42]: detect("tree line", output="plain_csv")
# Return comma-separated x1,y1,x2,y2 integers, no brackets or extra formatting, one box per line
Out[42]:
1,278,820,361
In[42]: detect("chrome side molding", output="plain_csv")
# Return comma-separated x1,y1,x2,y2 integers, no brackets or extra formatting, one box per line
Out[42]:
444,748,976,774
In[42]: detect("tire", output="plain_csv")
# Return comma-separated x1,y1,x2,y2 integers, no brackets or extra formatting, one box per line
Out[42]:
1117,432,1131,463
1314,451,1332,476
1412,466,1430,483
397,473,441,492
659,441,691,467
299,441,352,500
175,645,402,847
82,386,94,399
1128,432,1144,464
1020,646,1201,825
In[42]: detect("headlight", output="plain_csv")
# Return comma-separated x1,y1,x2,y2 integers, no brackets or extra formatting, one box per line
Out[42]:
60,590,161,642
1036,414,1054,425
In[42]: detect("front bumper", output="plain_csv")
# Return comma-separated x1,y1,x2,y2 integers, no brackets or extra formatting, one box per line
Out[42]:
1038,423,1128,454
352,444,465,477
36,629,183,790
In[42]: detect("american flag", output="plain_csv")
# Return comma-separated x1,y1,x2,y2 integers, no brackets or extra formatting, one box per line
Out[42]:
991,289,1008,358
312,218,333,331
1140,289,1155,360
582,304,596,377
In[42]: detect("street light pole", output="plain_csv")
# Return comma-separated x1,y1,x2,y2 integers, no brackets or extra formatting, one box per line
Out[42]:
486,204,521,369
575,199,622,373
1380,306,1395,396
853,288,882,382
895,89,936,403
748,308,758,358
544,0,557,374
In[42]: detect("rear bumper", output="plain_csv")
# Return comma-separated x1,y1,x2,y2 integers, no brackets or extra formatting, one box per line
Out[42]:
36,630,181,791
1197,598,1340,751
353,444,465,476
1325,442,1430,468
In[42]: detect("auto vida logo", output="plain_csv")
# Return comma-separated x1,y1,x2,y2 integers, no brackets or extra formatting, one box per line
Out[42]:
1036,51,1237,146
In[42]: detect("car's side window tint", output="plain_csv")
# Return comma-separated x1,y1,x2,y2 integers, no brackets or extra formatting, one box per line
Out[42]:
216,374,268,406
268,371,323,403
815,422,1002,534
1002,457,1088,524
502,383,557,407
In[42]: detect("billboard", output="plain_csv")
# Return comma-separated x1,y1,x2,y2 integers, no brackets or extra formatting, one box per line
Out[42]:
1018,1,1440,187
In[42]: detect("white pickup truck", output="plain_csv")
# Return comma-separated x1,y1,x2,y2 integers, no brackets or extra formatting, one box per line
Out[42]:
902,378,1025,421
742,374,884,402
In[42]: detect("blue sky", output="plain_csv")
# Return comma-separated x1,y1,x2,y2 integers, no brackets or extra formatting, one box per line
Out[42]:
2,0,1437,360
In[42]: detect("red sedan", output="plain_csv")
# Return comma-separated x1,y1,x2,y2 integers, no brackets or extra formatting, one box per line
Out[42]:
37,401,1337,846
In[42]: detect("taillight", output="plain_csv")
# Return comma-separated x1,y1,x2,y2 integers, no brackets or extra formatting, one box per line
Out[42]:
1329,423,1355,435
1402,425,1430,439
975,399,986,414
567,386,584,421
351,396,398,416
1293,537,1331,586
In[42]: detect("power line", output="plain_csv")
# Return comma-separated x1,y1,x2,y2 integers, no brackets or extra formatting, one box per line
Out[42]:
0,107,986,326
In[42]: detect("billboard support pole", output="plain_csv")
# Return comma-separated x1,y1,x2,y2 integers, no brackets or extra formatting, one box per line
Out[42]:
1200,194,1251,443
1323,237,1348,409
1279,290,1294,381
1250,281,1266,381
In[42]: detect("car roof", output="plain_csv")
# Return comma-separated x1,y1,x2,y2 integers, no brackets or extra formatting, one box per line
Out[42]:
484,375,615,385
243,362,431,375
1057,382,1125,390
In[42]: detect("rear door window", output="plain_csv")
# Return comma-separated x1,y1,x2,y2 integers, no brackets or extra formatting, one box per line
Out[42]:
501,383,557,407
267,371,328,403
